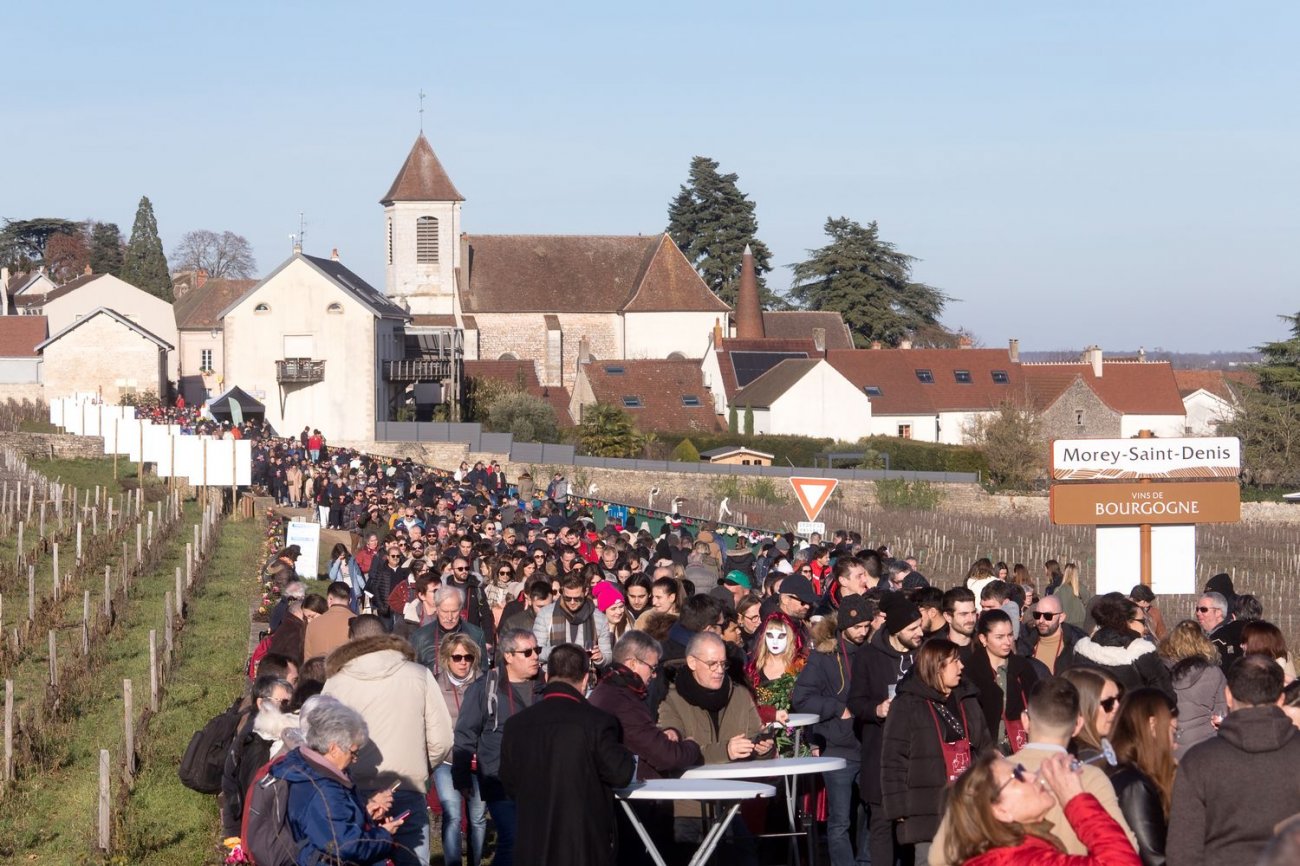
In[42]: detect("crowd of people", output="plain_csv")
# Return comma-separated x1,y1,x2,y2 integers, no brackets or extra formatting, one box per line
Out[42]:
212,432,1300,866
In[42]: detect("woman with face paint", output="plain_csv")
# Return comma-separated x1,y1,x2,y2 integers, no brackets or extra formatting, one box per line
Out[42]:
746,612,808,723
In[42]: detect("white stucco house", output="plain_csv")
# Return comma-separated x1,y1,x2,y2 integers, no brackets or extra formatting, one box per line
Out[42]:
219,250,409,442
730,358,872,441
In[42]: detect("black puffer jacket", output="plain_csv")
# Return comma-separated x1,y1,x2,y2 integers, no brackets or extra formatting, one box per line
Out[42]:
965,644,1039,752
881,671,991,843
791,632,862,760
1104,762,1167,866
1074,628,1174,700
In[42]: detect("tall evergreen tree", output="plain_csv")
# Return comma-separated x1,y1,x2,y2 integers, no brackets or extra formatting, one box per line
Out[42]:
121,196,172,301
789,217,950,348
88,222,125,276
667,156,779,308
1255,311,1300,400
1221,311,1300,486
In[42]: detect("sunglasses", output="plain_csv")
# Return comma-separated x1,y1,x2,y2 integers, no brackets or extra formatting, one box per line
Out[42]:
508,647,539,658
1100,694,1123,713
994,763,1031,798
453,566,469,572
498,570,512,576
1196,606,1218,614
1032,611,1061,620
448,653,475,663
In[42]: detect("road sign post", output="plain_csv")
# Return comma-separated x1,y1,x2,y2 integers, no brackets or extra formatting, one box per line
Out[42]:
789,477,838,538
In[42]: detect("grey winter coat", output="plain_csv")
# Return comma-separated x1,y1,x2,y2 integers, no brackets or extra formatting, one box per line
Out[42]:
1168,656,1227,760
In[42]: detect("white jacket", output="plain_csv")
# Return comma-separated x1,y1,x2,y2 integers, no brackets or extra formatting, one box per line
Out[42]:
321,634,453,794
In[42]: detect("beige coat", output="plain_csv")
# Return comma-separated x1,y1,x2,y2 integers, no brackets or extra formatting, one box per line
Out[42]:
656,679,766,817
303,604,355,662
322,634,453,795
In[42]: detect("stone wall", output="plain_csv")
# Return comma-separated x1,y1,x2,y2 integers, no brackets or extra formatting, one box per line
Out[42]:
1041,379,1120,440
0,431,107,460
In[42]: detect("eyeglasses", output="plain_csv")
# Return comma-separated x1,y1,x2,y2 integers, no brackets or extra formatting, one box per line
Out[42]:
448,653,475,663
994,763,1031,799
1032,611,1061,620
508,646,539,658
1100,695,1123,713
691,656,726,671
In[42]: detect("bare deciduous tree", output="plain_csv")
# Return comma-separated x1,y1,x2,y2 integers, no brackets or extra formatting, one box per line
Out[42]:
170,229,257,279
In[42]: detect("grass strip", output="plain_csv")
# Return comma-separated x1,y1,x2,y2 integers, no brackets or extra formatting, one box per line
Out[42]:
114,512,264,865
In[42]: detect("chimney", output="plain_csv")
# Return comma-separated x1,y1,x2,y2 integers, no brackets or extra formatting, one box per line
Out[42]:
812,327,826,355
196,268,208,290
712,318,723,350
577,335,592,366
1137,346,1146,363
734,244,765,339
870,340,882,350
330,248,340,262
83,264,92,276
957,335,973,349
1008,338,1020,363
899,339,912,350
1087,345,1103,377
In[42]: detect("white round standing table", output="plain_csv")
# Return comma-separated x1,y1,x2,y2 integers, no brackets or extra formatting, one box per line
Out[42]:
784,712,819,754
683,756,847,866
616,778,776,866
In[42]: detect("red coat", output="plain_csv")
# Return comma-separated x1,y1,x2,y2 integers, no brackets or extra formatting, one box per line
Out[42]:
964,794,1141,866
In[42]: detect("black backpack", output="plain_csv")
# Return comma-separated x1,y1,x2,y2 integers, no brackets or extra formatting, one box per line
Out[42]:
178,697,246,794
241,752,298,866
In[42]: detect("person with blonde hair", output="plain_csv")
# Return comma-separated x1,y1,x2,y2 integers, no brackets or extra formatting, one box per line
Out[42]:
432,633,486,866
1157,620,1226,758
941,750,1141,866
1055,563,1087,628
1104,689,1177,866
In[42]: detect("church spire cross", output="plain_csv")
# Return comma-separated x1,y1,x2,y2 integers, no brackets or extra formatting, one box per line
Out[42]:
418,89,426,132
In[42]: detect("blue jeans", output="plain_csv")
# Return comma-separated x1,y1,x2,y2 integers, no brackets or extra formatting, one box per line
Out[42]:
825,759,871,866
482,779,516,866
372,788,429,866
433,763,486,865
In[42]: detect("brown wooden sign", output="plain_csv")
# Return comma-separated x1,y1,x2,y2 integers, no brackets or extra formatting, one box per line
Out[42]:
1050,481,1241,526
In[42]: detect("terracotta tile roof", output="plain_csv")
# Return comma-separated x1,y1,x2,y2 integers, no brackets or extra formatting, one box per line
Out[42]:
713,337,817,402
380,133,464,203
622,236,730,313
173,278,257,330
0,316,47,357
1173,369,1251,402
1020,361,1185,415
826,347,1021,414
761,311,855,349
732,358,820,408
463,359,574,426
580,359,720,433
461,234,728,314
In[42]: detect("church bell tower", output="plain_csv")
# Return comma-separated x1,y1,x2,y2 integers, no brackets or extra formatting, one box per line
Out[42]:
381,133,463,316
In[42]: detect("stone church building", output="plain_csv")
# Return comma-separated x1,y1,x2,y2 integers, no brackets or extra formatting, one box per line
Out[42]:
382,134,730,389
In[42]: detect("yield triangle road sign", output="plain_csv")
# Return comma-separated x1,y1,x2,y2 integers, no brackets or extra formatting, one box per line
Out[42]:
789,477,838,522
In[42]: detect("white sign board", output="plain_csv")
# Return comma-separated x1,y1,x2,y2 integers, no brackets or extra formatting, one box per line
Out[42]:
1053,437,1240,480
796,521,826,538
286,520,321,580
1095,525,1197,596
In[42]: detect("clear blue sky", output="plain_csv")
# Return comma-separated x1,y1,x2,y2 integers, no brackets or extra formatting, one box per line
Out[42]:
6,1,1297,351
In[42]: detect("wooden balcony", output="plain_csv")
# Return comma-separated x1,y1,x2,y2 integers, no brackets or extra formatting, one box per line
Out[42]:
276,358,325,383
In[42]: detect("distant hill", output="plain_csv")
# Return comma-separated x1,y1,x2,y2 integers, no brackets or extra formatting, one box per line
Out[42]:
1020,350,1260,369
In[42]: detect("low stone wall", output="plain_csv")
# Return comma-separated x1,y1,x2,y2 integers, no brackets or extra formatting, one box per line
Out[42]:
0,431,107,460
